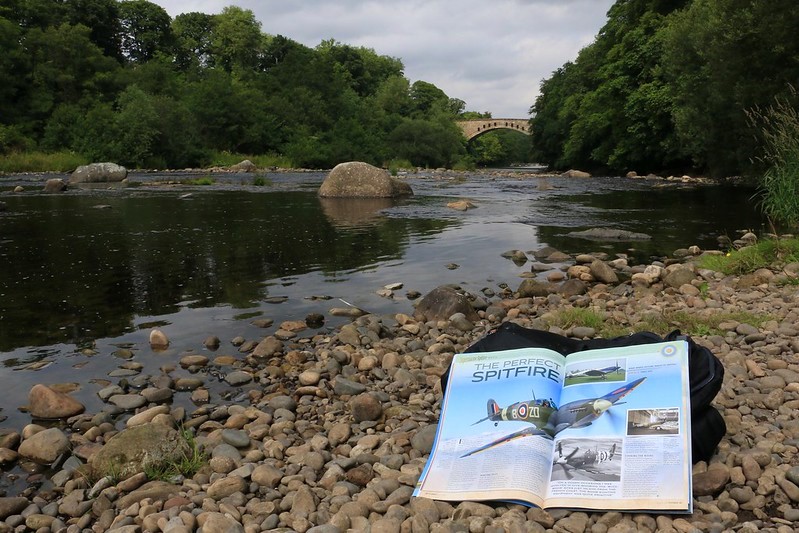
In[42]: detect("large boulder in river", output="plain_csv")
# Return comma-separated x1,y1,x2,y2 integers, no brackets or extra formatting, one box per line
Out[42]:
561,169,591,178
319,161,413,198
413,286,479,322
70,162,127,184
229,159,256,172
43,178,66,192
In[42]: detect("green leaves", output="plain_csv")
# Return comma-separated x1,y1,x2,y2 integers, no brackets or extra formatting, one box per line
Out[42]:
2,3,471,170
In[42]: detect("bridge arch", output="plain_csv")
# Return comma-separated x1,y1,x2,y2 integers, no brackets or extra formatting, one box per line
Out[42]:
456,118,531,141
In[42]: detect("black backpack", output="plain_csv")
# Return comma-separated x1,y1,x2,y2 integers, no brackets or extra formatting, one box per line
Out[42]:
440,322,726,463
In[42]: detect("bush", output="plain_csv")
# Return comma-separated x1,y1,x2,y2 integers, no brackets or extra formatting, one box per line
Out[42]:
252,175,273,186
387,158,414,175
0,124,34,155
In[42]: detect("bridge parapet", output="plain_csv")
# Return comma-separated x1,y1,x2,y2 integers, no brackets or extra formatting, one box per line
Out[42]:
456,118,531,140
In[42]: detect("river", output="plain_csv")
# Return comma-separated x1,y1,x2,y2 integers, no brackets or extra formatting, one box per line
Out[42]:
0,169,763,432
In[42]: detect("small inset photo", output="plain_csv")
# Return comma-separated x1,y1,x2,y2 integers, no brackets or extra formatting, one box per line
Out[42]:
550,437,622,482
565,359,626,386
627,408,680,435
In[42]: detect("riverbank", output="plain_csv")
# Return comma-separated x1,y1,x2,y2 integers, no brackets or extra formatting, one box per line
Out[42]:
1,240,798,532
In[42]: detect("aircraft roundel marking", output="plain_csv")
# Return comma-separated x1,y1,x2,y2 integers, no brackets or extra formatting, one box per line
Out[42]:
661,344,677,357
517,403,528,418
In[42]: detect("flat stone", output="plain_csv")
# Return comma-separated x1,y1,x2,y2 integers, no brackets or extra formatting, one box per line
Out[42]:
108,394,146,410
221,429,250,448
207,476,247,500
224,371,252,386
333,376,367,396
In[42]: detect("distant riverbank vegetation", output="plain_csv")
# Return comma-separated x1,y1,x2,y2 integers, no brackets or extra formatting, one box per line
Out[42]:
0,1,532,172
531,0,799,182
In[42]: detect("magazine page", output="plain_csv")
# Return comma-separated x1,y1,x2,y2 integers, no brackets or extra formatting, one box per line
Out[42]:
544,340,692,512
414,347,567,506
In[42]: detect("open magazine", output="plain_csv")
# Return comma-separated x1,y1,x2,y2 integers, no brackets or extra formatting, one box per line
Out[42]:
414,339,692,512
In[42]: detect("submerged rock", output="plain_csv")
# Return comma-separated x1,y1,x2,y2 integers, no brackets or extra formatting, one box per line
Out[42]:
413,285,479,322
43,178,66,192
567,228,652,241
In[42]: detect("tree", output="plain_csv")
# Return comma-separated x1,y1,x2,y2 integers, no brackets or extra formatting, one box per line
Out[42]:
409,80,450,118
530,0,690,173
113,85,160,166
21,22,119,135
663,0,799,177
0,17,28,128
172,12,214,72
118,0,173,63
210,6,261,74
316,39,404,97
63,0,122,60
387,117,465,168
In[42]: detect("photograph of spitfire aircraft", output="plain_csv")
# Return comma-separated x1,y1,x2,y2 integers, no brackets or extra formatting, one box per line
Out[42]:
564,359,626,385
461,377,646,457
628,407,680,435
550,438,622,482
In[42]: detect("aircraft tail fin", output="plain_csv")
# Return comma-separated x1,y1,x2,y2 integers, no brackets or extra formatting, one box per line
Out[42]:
471,399,501,425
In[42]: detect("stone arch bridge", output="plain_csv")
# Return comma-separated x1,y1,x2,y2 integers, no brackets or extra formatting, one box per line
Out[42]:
455,118,531,140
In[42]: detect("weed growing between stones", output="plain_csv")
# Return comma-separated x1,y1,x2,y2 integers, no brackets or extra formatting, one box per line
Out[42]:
143,427,206,483
699,237,799,274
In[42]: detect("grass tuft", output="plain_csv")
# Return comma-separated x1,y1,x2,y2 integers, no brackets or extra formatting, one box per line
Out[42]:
0,150,89,173
697,237,799,275
143,426,206,482
545,308,605,330
210,151,293,169
181,175,214,186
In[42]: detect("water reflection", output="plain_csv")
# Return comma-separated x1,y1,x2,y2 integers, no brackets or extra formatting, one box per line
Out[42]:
0,189,457,351
0,175,766,354
319,197,397,227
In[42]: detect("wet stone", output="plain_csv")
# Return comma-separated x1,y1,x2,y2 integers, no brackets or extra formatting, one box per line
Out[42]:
108,394,146,410
224,371,252,386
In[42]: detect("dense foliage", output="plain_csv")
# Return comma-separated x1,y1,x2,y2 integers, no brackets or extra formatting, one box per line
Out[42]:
0,0,510,169
530,0,799,179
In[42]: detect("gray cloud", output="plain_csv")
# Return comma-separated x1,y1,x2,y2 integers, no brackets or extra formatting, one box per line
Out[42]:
156,0,614,117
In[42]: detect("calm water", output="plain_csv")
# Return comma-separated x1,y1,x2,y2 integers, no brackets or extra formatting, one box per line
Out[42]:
0,171,764,431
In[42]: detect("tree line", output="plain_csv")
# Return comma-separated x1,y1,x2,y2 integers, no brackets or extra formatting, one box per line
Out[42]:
0,0,530,170
530,0,799,180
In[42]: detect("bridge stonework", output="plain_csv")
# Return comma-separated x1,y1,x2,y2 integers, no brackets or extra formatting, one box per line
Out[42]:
455,118,531,140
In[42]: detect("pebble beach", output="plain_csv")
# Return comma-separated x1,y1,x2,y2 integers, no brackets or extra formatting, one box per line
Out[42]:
2,240,799,533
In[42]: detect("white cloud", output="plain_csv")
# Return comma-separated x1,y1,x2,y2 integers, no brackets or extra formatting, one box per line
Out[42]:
155,0,614,117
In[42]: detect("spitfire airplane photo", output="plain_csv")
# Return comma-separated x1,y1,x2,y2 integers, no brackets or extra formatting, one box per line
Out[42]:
564,359,625,385
550,439,622,481
461,377,646,457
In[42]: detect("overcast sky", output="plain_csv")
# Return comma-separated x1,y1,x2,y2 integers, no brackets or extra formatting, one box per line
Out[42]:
154,0,615,118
